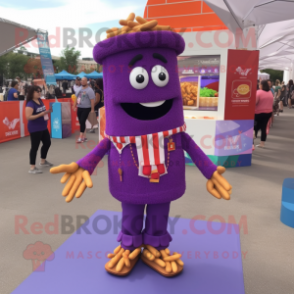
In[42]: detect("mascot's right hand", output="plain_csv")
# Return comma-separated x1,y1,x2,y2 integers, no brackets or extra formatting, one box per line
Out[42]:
50,162,93,203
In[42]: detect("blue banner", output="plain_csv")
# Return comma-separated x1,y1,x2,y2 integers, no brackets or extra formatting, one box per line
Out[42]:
37,32,57,85
50,102,62,139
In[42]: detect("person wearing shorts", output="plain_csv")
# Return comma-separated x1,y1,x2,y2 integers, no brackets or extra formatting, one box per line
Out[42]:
74,77,95,143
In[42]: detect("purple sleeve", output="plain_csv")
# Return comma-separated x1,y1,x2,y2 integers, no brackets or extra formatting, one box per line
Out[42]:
181,132,217,179
76,138,111,175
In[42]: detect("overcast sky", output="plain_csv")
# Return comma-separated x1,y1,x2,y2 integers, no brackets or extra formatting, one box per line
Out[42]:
0,0,146,58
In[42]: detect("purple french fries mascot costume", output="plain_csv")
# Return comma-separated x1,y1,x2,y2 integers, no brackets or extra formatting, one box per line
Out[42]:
50,13,232,277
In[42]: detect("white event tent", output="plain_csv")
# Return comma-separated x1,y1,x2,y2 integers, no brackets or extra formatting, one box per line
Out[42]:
204,0,294,81
0,17,45,57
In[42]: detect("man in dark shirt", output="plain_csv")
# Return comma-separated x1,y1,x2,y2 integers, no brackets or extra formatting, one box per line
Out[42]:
62,80,68,93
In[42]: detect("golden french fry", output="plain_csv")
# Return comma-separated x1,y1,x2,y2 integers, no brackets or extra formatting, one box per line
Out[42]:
136,16,147,24
127,21,139,28
60,173,70,184
107,32,118,39
165,261,172,273
163,254,182,262
62,175,75,196
175,259,184,266
50,162,79,174
143,249,155,261
107,253,115,258
124,256,131,267
152,25,171,31
160,250,168,258
116,257,125,272
207,179,221,199
119,20,128,26
121,26,131,32
146,245,160,258
106,27,119,34
129,248,141,260
165,248,170,255
82,170,93,188
75,181,87,198
114,245,121,254
109,248,124,268
124,250,130,257
154,258,166,268
127,12,135,21
171,261,178,273
140,20,158,31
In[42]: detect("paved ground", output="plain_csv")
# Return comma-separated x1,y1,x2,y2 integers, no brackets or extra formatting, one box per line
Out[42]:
0,110,294,294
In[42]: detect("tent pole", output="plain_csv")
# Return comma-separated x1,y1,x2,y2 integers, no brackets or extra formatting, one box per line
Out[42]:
0,35,38,57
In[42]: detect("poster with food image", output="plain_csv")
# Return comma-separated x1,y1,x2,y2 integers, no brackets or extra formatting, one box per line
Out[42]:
178,55,220,111
180,76,199,109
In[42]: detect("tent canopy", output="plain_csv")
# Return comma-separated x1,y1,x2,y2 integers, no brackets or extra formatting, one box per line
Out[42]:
0,17,41,57
84,71,103,79
204,0,294,31
76,71,86,78
258,71,270,80
55,70,76,80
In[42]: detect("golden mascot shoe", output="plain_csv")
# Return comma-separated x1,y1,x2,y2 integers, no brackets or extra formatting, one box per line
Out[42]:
140,245,184,277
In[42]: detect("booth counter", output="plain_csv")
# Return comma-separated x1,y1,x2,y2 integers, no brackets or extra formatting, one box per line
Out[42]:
0,98,80,144
179,32,259,167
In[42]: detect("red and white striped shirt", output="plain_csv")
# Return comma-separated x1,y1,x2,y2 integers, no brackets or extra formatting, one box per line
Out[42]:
106,124,186,178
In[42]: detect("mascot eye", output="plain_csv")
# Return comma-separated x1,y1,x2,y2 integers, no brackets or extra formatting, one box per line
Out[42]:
129,67,149,90
151,65,169,87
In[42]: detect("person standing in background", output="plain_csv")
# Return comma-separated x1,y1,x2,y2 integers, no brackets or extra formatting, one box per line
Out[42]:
274,79,281,98
7,81,19,101
287,79,293,108
278,85,287,112
74,77,95,143
62,80,68,93
16,77,25,100
25,86,53,174
267,80,275,97
72,77,82,94
89,78,104,133
254,80,274,148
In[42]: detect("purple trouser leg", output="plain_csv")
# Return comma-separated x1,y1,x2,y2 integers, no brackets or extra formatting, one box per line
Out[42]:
117,202,172,251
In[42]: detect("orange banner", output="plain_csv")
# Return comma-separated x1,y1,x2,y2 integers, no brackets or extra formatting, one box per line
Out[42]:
0,98,79,144
0,102,21,143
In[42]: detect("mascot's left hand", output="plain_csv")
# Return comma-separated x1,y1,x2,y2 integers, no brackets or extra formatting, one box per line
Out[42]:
206,166,232,200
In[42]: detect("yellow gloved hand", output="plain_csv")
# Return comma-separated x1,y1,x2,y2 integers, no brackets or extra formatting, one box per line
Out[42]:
50,162,93,203
206,166,232,200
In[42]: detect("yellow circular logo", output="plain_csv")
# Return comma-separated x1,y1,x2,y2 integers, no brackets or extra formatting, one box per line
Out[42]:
237,84,250,95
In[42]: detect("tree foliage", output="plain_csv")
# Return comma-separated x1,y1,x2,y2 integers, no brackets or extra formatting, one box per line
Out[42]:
23,58,43,79
261,69,284,83
0,52,30,79
55,47,81,74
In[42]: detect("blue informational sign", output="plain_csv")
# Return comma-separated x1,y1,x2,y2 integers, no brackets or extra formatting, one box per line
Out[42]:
50,102,62,139
37,32,57,85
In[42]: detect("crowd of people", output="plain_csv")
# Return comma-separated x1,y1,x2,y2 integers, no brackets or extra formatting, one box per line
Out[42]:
0,77,99,101
0,76,104,174
254,78,293,149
